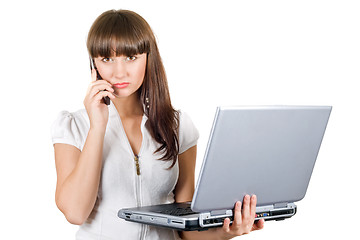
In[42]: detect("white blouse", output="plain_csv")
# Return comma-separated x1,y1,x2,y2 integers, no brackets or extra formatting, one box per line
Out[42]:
51,102,199,240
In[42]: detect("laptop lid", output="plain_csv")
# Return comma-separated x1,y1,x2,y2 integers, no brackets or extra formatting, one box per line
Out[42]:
191,106,331,212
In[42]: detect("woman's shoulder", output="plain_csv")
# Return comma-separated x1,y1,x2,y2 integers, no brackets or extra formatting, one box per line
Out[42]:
177,109,199,154
51,108,89,150
54,108,89,125
177,109,190,120
58,108,87,119
177,110,195,128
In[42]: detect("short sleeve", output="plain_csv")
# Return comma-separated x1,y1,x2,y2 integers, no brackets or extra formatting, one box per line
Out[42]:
51,111,85,150
178,111,199,154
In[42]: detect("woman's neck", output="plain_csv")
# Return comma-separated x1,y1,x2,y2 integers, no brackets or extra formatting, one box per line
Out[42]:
112,92,144,118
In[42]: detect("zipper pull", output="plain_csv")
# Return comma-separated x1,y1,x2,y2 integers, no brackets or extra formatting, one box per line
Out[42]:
134,155,141,175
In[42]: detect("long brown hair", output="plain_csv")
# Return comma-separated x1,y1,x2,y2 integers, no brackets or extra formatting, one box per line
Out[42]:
87,9,179,168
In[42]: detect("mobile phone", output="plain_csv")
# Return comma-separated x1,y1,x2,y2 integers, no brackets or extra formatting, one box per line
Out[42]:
90,57,110,105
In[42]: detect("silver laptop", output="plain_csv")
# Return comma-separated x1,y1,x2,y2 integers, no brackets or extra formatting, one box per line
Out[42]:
118,106,332,231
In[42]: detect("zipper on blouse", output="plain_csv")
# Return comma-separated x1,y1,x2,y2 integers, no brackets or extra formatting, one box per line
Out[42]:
134,155,144,239
134,155,141,175
134,153,142,208
113,104,145,238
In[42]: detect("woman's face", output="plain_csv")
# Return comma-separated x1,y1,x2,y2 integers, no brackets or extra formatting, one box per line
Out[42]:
94,53,147,99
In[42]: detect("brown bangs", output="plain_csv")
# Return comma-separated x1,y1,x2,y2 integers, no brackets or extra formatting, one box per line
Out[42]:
87,10,151,58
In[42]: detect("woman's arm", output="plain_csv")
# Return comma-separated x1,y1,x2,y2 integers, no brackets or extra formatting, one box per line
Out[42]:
174,146,264,240
174,146,197,202
54,69,115,225
54,127,105,225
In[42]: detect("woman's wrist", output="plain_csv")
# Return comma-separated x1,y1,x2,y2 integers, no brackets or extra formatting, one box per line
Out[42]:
89,125,107,136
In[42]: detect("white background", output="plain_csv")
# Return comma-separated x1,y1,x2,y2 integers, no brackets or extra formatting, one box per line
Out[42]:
0,0,359,239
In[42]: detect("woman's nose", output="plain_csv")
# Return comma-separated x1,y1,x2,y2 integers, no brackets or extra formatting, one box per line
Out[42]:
113,61,126,78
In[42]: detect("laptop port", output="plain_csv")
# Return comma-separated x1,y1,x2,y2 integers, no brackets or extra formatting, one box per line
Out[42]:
203,219,216,225
203,219,210,225
270,209,294,216
203,217,226,225
124,213,132,219
171,220,183,224
256,212,270,218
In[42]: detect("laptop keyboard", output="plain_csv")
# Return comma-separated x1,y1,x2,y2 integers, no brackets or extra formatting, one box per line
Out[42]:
153,203,197,216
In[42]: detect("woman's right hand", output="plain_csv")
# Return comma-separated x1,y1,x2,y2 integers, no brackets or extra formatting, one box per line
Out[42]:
83,69,115,131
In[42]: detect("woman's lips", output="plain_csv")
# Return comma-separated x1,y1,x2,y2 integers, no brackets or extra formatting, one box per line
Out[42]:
113,82,130,89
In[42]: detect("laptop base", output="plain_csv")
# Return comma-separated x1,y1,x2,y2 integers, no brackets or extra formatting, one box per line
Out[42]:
118,202,297,231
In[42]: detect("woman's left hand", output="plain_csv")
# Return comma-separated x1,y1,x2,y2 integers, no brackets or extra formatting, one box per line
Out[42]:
215,195,265,239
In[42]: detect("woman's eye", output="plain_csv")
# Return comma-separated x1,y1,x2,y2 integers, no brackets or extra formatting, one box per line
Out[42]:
126,56,137,61
101,58,113,63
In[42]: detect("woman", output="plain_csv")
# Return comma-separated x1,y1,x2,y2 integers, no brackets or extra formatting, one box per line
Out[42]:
51,9,264,239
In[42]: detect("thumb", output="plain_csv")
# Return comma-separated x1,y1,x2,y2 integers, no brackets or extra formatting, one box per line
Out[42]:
251,219,265,231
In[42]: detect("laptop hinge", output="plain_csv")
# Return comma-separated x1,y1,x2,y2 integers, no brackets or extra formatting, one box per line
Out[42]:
274,202,288,209
210,209,231,216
